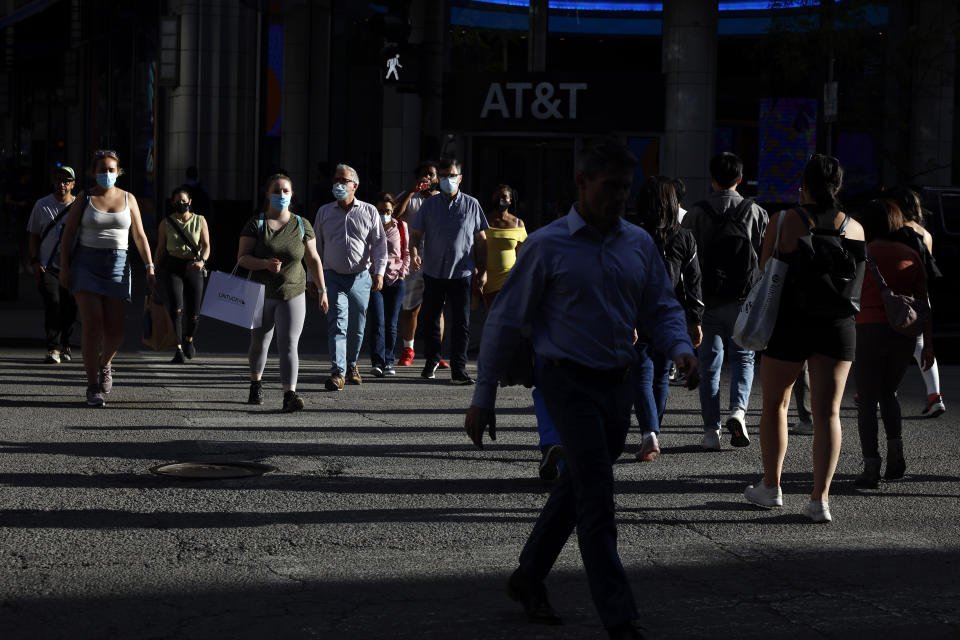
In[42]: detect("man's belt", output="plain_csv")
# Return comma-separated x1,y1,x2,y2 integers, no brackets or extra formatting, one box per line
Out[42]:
545,358,630,384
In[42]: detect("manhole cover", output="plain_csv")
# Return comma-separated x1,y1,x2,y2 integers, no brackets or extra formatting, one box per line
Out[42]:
150,461,275,479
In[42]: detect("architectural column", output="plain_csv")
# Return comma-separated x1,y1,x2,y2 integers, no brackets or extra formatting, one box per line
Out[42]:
165,0,258,201
281,0,310,196
909,0,955,185
307,1,332,200
660,1,717,201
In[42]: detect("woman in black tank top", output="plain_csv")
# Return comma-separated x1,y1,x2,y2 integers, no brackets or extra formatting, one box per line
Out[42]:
744,155,866,524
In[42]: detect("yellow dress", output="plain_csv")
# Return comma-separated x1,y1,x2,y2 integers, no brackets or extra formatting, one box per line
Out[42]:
485,226,528,293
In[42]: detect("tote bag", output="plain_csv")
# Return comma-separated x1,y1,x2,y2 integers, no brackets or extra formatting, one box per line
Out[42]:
733,212,788,351
199,266,265,329
142,291,179,351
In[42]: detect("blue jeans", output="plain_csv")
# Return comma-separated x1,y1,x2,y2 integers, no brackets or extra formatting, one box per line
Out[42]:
368,278,406,368
519,360,638,628
533,356,561,448
697,301,755,431
632,342,670,435
323,270,372,376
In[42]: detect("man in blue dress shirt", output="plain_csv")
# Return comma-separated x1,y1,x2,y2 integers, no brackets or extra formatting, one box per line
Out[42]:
409,158,488,384
465,141,700,639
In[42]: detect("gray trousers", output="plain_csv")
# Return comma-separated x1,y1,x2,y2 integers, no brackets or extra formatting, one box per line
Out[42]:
248,293,306,388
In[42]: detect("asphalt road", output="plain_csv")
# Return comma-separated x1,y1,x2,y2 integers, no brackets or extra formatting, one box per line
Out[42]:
1,343,958,639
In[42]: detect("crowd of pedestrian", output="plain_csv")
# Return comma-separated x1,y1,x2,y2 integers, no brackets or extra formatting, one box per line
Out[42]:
15,142,948,638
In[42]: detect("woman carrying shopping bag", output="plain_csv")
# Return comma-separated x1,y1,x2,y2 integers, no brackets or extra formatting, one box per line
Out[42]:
238,173,328,412
743,154,865,523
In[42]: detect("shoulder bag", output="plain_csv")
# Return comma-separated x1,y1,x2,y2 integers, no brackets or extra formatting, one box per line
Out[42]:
865,247,931,337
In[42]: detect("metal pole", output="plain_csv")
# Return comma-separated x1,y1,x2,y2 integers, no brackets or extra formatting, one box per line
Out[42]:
826,57,834,157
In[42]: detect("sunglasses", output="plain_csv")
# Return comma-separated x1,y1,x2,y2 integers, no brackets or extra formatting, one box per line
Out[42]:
94,150,118,159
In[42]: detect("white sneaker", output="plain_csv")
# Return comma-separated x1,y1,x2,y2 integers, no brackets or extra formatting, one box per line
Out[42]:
700,429,722,451
803,499,832,523
922,394,946,419
726,409,750,447
636,432,660,462
744,481,783,508
790,420,814,435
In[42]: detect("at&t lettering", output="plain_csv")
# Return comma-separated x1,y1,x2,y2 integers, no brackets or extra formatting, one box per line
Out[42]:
480,82,588,120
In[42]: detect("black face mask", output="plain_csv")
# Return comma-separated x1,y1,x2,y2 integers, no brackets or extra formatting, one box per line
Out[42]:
176,202,190,214
493,198,510,211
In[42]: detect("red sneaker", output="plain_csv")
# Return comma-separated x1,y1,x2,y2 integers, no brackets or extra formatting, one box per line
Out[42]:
438,359,450,369
397,347,414,366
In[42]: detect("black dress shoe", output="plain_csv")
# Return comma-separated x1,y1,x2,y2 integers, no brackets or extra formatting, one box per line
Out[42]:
607,621,646,639
506,569,562,625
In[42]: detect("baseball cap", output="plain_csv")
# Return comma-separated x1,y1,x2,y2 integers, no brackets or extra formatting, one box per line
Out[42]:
55,165,76,180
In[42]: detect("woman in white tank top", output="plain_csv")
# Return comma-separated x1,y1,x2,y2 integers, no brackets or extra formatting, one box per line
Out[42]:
58,150,157,407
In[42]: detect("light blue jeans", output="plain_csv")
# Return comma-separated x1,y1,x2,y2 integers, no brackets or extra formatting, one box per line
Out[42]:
697,301,755,431
324,270,372,376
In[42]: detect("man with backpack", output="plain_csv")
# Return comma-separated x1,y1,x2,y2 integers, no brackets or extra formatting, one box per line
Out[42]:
26,166,78,363
682,152,768,450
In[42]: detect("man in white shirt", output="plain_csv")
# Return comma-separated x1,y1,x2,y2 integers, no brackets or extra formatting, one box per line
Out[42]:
27,166,78,363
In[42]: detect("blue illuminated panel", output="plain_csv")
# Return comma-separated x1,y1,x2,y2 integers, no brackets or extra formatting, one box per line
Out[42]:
470,1,822,10
452,2,887,35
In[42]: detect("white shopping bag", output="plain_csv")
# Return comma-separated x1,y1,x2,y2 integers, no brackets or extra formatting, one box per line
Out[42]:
733,256,788,351
199,268,265,329
733,212,788,351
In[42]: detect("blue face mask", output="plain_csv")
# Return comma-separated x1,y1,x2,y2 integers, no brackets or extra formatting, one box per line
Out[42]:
332,183,349,201
439,176,459,194
96,173,117,189
270,193,291,210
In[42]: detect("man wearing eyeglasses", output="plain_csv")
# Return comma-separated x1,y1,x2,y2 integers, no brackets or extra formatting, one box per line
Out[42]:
310,163,387,390
26,165,78,363
409,157,489,384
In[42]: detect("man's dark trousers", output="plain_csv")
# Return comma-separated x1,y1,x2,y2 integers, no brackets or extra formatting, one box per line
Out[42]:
518,359,639,628
421,275,470,374
38,269,76,351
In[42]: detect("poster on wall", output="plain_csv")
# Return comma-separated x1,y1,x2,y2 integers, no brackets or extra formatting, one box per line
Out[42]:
758,98,817,202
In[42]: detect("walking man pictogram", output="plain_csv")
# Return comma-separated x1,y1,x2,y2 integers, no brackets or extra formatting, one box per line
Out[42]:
385,54,402,80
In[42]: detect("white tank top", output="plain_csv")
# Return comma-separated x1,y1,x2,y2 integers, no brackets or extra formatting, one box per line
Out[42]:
79,192,132,250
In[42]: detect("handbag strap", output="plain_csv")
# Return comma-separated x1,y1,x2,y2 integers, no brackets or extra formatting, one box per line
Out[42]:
166,214,203,261
864,247,891,291
43,193,90,270
773,209,786,259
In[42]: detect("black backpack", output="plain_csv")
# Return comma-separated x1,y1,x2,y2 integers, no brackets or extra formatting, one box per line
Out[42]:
695,198,759,305
788,206,866,318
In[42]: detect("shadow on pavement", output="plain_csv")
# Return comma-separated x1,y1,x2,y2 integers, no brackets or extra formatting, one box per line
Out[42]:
2,551,958,640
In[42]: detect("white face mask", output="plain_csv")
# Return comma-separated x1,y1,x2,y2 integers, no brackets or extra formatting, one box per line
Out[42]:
381,213,392,225
439,176,459,194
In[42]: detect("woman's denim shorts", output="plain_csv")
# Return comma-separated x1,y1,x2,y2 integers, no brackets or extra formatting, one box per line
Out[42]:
71,245,131,301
